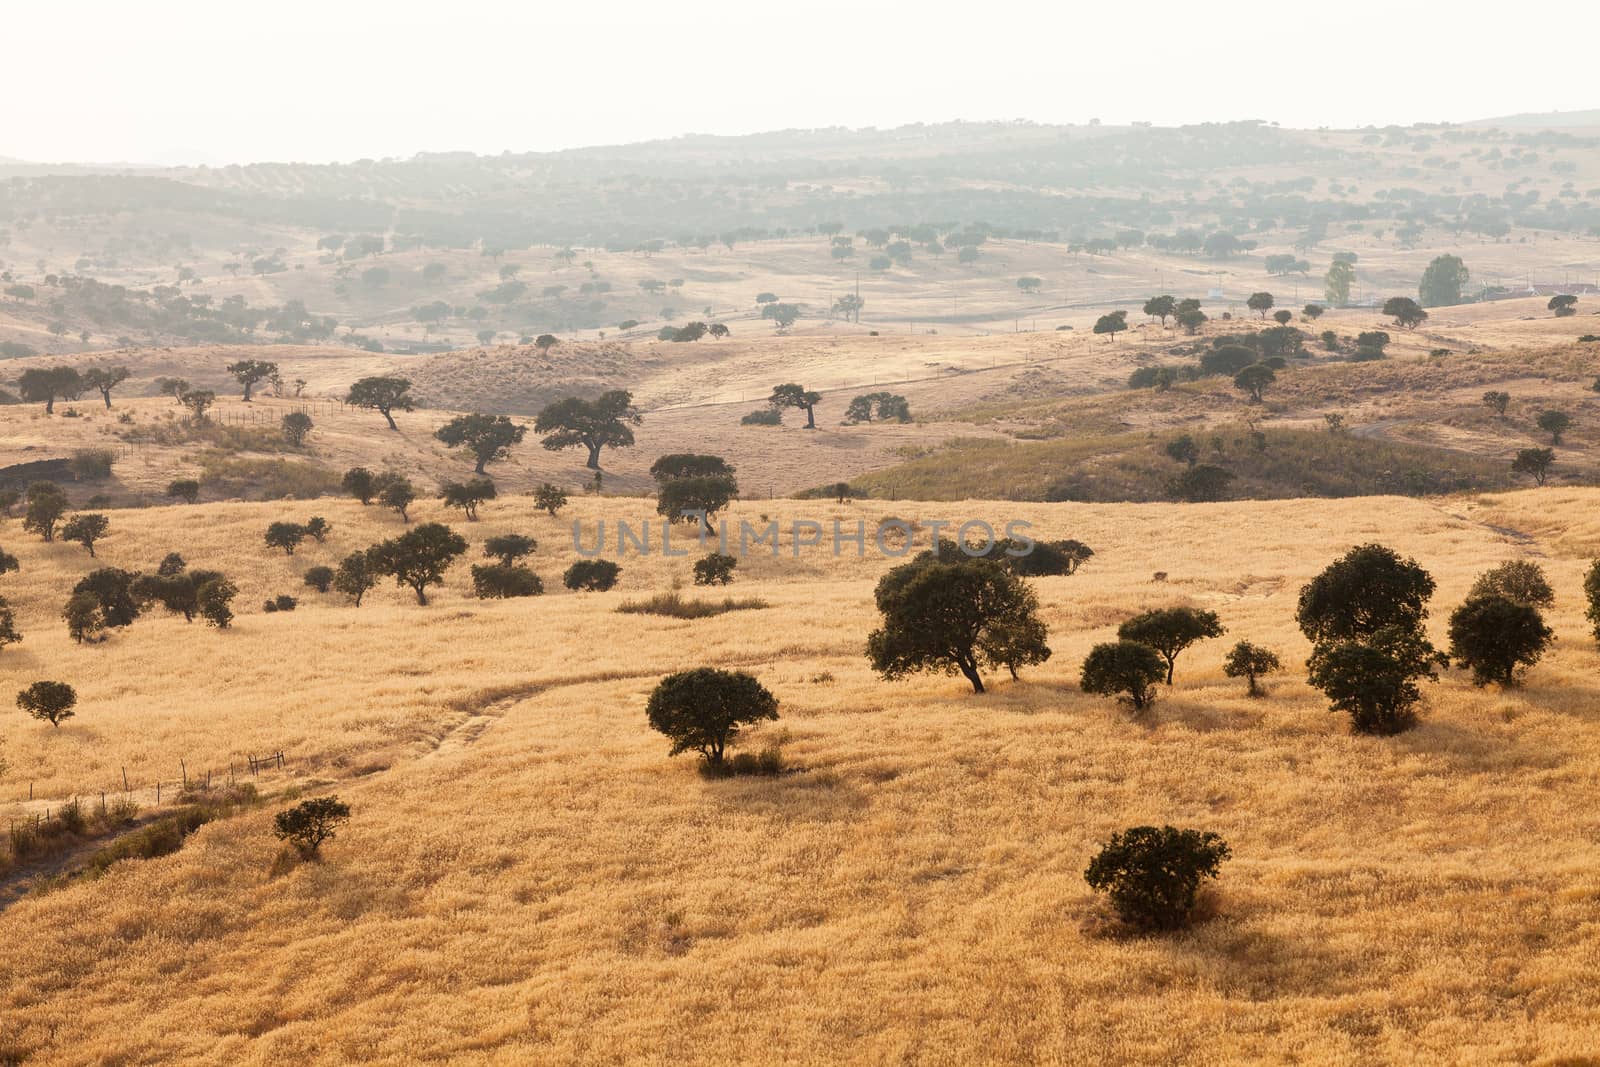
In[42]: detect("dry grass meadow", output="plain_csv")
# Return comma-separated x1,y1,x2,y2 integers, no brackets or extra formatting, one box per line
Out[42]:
2,485,1600,1063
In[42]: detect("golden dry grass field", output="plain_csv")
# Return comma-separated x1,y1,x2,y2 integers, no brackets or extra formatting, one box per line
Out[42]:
2,486,1600,1064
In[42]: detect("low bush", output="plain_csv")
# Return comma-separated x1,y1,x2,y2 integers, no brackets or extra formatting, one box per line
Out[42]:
1084,826,1231,931
617,592,768,618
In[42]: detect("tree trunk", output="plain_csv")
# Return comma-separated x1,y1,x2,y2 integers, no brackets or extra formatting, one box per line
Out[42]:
413,584,428,605
958,656,985,693
382,408,397,430
586,443,602,470
45,397,55,414
1164,657,1175,685
474,455,488,475
804,406,816,429
101,390,112,410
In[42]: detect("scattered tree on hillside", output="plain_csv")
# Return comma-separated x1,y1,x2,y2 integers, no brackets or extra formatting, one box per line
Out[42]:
180,389,216,421
165,479,200,505
1093,310,1128,341
1084,826,1230,931
153,376,190,403
651,455,739,524
1017,276,1042,294
1549,294,1578,317
346,376,415,430
1469,560,1555,609
196,577,237,628
435,414,527,475
274,796,351,858
376,473,417,521
23,482,69,542
333,551,378,606
226,359,278,402
1165,436,1200,466
17,680,77,727
1448,593,1553,687
281,411,313,446
766,383,823,429
1482,390,1511,418
564,559,621,592
1302,303,1325,320
1246,292,1275,318
1168,464,1234,503
1143,295,1177,325
439,479,497,521
761,303,801,330
1418,254,1469,307
73,568,141,629
61,513,109,557
264,522,308,555
1222,641,1282,696
1383,296,1428,328
1307,624,1441,735
1537,410,1571,444
18,366,82,414
645,667,779,767
82,366,130,409
843,392,912,424
63,593,104,643
1296,543,1435,644
533,483,568,517
0,596,19,654
535,391,641,470
1512,447,1555,486
483,534,536,567
342,467,376,505
1273,309,1293,325
1324,260,1354,306
1234,363,1275,403
368,523,468,605
693,552,737,586
304,566,334,593
1079,641,1167,711
1118,607,1225,685
1176,307,1208,334
1585,560,1600,643
866,557,1050,693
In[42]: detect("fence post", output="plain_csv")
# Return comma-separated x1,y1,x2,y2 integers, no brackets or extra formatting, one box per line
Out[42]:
181,759,188,790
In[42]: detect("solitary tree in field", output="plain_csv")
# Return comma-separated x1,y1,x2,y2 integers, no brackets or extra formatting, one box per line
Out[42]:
61,513,109,557
1448,594,1553,687
368,523,468,605
436,414,527,475
535,391,641,470
167,479,200,504
1222,641,1282,696
645,667,779,767
1302,303,1325,321
17,366,82,414
693,552,737,586
1383,296,1428,328
1093,310,1128,341
1482,390,1510,418
82,366,130,409
1246,291,1275,318
1585,560,1600,644
533,483,568,517
769,383,821,429
1118,607,1225,685
346,376,415,430
1079,641,1167,710
563,559,621,591
226,359,278,402
439,478,497,521
1017,276,1042,294
1418,254,1469,307
866,557,1050,693
1084,826,1230,931
1512,447,1555,486
274,796,351,857
1549,294,1579,317
1537,410,1572,444
17,680,76,727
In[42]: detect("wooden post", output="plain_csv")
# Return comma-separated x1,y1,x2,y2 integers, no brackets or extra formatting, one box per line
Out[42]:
181,759,188,790
122,766,129,791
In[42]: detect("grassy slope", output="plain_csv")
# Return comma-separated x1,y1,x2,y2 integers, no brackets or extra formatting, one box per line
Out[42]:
1,491,1600,1062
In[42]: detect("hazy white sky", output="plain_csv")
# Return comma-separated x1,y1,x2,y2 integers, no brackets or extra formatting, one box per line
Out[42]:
7,0,1597,165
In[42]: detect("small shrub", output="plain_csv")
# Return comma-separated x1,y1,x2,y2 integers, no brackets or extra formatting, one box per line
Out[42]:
693,552,737,586
617,592,767,618
304,566,334,593
1084,826,1231,931
1079,642,1167,710
305,517,331,542
166,479,200,504
564,559,621,592
1222,641,1282,696
741,408,782,426
69,448,116,481
645,667,779,766
273,796,351,857
470,563,543,599
263,595,298,613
